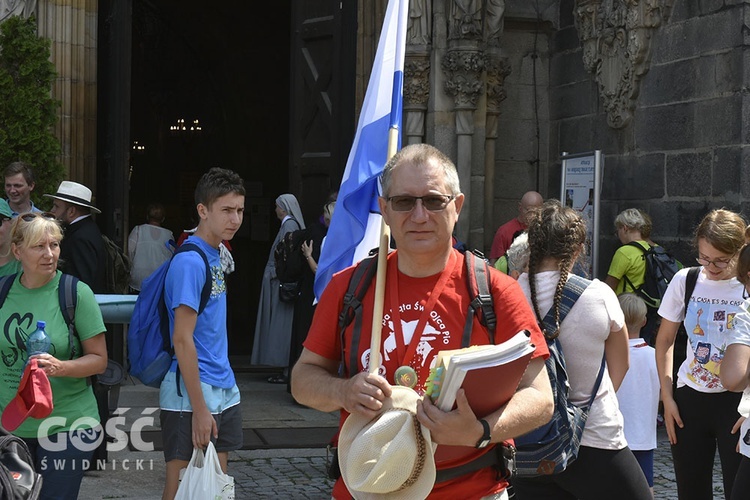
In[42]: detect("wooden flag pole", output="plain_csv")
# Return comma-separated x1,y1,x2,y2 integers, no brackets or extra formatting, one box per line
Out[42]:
367,128,399,374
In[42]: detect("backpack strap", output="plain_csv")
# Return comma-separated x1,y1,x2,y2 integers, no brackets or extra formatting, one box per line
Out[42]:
462,250,496,346
170,242,212,397
58,274,80,360
174,243,212,313
621,274,636,294
621,242,649,294
337,251,379,378
683,266,700,313
0,273,17,310
585,355,607,410
541,274,604,409
58,273,94,386
626,241,649,253
540,274,591,339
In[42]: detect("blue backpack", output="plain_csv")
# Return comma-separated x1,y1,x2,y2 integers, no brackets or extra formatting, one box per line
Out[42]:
513,274,605,477
127,243,211,388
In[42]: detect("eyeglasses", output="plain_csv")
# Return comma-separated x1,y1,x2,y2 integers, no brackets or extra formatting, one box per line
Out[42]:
19,212,56,222
696,256,734,269
386,194,455,212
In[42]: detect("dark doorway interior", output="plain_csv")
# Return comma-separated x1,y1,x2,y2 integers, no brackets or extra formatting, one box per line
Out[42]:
128,1,292,357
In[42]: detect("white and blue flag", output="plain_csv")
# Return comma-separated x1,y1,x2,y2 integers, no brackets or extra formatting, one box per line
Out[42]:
314,0,408,300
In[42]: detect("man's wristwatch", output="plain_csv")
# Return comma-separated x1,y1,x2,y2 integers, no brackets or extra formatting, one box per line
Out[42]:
475,419,491,449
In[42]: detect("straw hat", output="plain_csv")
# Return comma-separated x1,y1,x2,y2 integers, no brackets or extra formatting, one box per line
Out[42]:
338,386,436,499
44,181,101,214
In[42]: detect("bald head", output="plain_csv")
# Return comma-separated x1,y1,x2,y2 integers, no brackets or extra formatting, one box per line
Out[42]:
518,191,543,225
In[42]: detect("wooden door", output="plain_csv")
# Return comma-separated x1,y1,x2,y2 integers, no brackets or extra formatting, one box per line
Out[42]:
289,0,356,219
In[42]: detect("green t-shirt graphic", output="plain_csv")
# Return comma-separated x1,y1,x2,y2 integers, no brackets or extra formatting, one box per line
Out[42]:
0,272,105,438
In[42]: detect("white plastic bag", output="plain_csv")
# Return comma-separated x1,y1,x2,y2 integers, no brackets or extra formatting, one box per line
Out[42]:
175,442,235,500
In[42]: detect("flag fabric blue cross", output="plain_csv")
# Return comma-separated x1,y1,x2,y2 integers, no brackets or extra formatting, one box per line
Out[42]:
313,0,408,300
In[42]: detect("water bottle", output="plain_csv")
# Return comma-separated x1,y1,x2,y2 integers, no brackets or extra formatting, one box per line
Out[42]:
26,320,51,357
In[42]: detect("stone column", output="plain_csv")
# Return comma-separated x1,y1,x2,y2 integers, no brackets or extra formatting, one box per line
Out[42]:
442,46,484,245
404,50,431,145
404,1,431,145
443,0,485,244
36,0,98,185
484,50,511,248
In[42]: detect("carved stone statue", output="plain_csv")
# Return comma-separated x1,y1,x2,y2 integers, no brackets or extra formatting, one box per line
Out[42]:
484,0,505,46
575,0,674,128
442,50,485,110
449,0,482,40
408,0,431,46
0,0,36,23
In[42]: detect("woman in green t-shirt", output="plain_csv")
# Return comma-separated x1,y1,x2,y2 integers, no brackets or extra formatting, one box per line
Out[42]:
1,212,107,500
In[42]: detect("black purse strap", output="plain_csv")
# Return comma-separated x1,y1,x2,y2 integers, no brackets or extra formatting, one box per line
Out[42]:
541,274,605,409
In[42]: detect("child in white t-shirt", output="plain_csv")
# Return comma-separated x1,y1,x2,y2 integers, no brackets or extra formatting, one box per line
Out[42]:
616,293,660,498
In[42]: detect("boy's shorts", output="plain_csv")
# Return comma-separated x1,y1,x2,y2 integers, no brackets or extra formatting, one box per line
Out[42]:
159,371,243,462
160,405,242,462
631,449,654,487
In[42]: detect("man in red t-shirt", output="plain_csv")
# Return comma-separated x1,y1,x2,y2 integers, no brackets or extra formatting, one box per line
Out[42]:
292,144,553,499
489,191,543,264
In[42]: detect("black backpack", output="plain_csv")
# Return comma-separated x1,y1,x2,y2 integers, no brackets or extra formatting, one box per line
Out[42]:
623,242,681,310
273,220,305,283
0,430,41,499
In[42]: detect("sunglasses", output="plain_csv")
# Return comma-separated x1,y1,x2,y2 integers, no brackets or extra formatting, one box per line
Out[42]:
386,194,455,212
19,212,57,222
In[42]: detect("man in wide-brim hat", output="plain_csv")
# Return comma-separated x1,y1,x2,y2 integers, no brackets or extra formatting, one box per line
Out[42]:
292,144,554,499
45,181,107,294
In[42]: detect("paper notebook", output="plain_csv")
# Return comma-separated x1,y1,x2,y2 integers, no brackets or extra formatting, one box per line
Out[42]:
425,330,535,416
425,330,536,464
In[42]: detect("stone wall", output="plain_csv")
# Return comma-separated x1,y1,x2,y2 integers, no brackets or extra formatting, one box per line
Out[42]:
487,1,558,254
490,23,552,252
549,0,747,278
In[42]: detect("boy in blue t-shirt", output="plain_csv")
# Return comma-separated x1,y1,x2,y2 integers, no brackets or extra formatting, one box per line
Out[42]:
159,167,245,500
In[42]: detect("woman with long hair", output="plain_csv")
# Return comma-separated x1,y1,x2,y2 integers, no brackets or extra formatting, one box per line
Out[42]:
512,200,650,499
656,209,746,499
